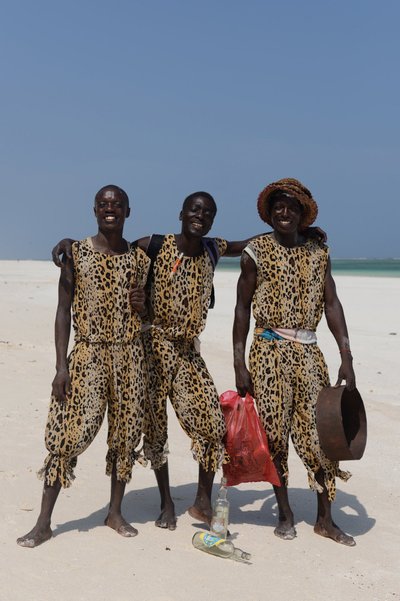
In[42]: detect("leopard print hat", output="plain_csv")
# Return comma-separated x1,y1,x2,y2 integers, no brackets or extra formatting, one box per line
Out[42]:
257,178,318,230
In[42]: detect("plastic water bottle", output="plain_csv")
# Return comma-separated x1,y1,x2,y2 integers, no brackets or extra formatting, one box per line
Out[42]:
192,532,251,562
210,476,229,539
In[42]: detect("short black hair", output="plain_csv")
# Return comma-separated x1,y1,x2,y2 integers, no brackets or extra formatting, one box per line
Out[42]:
95,185,130,207
182,191,217,215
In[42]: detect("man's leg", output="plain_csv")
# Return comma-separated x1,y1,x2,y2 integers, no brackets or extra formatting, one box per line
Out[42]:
187,464,215,526
142,332,176,529
18,344,109,547
250,338,295,539
17,479,61,548
105,340,149,537
104,463,138,537
313,468,355,546
289,345,355,545
154,461,176,530
170,347,224,527
272,453,296,540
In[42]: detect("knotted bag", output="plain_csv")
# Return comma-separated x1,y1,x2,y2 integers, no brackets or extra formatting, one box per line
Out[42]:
220,390,280,487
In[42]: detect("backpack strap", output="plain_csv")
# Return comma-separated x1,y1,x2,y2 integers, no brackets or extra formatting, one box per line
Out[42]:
202,238,220,309
147,234,165,261
146,234,165,283
202,237,220,270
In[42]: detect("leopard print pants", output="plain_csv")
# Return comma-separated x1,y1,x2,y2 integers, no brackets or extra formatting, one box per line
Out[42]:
39,338,146,488
250,336,351,501
142,329,226,472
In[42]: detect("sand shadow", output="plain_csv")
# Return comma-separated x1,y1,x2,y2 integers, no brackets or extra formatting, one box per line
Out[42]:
53,483,198,536
226,485,375,537
53,482,375,539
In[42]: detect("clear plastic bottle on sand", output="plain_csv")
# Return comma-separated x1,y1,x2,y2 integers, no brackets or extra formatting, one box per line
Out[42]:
210,476,230,539
192,532,251,562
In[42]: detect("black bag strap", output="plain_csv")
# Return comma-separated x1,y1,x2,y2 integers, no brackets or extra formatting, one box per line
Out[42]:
202,238,220,309
146,234,165,284
147,234,165,261
202,237,220,270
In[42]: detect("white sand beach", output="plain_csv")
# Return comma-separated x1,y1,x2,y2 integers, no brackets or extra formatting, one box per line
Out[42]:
0,261,399,601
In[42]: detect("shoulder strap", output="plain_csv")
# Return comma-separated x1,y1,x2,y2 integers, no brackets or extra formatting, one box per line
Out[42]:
147,234,165,261
202,238,219,309
202,237,220,270
146,234,165,285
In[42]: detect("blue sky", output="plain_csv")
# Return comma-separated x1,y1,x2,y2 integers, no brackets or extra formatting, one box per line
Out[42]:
1,0,399,259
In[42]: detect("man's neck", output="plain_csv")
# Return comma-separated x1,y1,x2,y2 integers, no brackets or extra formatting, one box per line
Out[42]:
174,233,204,257
272,230,305,248
92,231,128,255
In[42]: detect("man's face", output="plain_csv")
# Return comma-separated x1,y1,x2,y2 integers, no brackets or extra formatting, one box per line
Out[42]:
94,189,130,231
180,196,216,238
270,194,302,234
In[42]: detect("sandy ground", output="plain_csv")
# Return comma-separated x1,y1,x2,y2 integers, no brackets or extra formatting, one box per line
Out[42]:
0,260,399,601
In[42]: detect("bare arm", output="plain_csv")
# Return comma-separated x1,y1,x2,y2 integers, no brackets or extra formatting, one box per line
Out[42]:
225,239,253,257
52,239,76,267
129,238,152,318
324,257,356,390
52,258,74,402
233,252,257,396
129,287,147,316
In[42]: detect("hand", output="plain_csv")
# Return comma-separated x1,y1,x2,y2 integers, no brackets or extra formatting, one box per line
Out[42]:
52,368,71,403
129,285,147,316
235,365,254,398
334,356,356,391
51,239,74,268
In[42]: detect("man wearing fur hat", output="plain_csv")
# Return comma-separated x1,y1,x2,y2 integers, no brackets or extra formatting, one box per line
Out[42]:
233,178,356,546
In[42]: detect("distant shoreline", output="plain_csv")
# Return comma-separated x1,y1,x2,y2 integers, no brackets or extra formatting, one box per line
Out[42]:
218,257,400,277
0,258,399,278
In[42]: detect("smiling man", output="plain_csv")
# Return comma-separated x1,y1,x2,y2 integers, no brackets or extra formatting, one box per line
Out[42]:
17,185,150,547
233,178,357,546
134,192,247,530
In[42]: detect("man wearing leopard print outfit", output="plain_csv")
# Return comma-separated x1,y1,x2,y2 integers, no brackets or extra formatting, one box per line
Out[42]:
233,178,357,546
135,192,247,530
17,185,150,547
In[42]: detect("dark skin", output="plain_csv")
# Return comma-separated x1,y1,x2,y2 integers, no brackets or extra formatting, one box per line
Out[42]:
51,194,327,531
233,194,356,546
17,188,146,548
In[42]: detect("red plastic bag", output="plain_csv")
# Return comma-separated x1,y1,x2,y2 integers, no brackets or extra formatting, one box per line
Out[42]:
220,390,280,487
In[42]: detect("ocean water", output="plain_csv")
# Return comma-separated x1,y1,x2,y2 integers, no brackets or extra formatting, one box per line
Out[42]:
217,257,400,277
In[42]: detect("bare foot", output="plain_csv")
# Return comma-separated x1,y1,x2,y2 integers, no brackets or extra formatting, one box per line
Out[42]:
17,525,53,548
104,515,138,537
274,521,297,540
314,522,355,546
187,505,212,527
155,506,177,530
